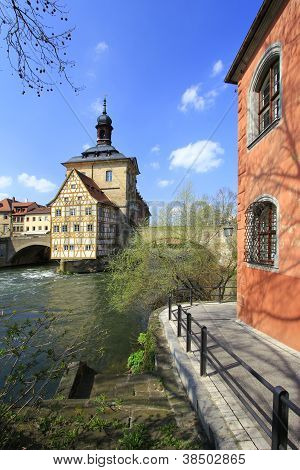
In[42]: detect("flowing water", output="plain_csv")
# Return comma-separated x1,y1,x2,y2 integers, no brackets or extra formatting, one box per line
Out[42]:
0,264,149,398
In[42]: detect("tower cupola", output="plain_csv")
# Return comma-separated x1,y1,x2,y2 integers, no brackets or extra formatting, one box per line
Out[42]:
96,98,113,145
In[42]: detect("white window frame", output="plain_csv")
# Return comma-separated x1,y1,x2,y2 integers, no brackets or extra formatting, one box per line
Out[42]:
106,170,112,182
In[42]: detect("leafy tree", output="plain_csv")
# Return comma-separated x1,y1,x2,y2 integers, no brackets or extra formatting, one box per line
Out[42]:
108,235,236,311
109,186,237,310
0,0,78,94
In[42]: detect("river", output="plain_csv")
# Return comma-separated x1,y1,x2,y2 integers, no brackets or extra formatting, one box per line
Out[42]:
0,264,150,398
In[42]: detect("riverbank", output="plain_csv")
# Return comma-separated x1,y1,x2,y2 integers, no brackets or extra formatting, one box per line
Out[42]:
2,308,207,450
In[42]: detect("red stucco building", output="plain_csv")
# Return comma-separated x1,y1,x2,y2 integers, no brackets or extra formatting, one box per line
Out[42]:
225,0,300,350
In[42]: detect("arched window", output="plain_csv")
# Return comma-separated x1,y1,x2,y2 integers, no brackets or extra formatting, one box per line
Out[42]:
244,197,278,267
247,43,281,146
100,129,105,139
106,170,112,182
258,60,280,133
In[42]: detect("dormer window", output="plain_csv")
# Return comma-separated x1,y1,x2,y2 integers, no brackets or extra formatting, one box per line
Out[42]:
106,170,112,182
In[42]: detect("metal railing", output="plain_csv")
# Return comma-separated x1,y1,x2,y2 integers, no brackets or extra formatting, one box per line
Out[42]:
174,285,237,305
168,295,300,450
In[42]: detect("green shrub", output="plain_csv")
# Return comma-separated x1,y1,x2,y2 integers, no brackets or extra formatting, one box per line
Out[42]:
127,329,156,374
127,350,144,374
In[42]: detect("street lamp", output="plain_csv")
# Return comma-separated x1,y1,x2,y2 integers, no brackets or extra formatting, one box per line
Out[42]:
223,224,234,238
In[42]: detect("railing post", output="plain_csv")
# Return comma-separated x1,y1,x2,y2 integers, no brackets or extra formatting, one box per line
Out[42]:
168,294,172,321
177,305,182,337
271,386,289,450
200,326,207,376
186,312,192,352
190,288,193,306
218,286,222,303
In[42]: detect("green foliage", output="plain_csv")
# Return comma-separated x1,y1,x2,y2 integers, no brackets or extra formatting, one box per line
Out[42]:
152,423,202,450
108,185,236,311
117,423,150,450
108,235,236,310
127,350,144,374
127,329,156,374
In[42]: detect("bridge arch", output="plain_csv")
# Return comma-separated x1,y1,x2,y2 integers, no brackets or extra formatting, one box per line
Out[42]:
9,244,51,266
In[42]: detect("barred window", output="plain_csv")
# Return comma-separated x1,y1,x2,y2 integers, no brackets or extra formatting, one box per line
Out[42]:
245,200,277,266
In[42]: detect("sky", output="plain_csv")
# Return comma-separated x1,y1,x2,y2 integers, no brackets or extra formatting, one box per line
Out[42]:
0,0,263,206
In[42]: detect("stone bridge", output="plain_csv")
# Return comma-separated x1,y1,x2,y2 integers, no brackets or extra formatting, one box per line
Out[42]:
0,235,51,267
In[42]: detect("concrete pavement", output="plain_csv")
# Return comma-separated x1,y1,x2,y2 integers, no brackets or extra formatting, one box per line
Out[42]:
160,301,300,449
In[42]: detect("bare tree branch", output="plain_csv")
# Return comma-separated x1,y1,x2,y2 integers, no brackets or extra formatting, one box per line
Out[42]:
0,0,80,94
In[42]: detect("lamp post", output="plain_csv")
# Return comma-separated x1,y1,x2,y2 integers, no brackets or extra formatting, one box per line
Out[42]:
223,224,234,238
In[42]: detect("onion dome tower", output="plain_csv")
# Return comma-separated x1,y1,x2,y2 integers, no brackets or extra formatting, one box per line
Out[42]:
96,98,113,145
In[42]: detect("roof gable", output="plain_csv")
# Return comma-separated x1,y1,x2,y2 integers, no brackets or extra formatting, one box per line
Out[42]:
48,169,116,207
0,198,12,212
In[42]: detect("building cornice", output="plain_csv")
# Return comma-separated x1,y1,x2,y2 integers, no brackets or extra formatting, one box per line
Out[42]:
225,0,287,84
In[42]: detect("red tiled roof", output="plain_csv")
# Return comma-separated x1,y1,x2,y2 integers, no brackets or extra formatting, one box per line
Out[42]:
12,202,38,215
0,198,12,212
76,170,116,206
12,201,35,207
27,206,50,214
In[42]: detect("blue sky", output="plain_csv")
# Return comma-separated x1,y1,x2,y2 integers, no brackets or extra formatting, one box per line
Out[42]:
0,0,263,206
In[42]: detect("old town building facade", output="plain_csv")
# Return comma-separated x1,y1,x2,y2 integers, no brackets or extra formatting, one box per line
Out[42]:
0,197,49,237
49,100,150,271
225,0,300,350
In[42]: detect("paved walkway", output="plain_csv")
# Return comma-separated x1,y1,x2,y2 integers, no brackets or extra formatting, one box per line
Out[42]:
161,302,300,449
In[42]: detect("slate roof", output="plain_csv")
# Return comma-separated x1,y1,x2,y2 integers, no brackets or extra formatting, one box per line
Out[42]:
62,144,140,174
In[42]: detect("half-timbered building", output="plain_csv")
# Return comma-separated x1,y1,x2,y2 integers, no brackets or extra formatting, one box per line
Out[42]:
49,100,149,271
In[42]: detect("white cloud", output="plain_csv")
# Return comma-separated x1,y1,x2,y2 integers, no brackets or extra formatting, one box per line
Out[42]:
0,192,9,200
169,140,224,173
82,143,90,151
179,84,205,112
151,144,160,153
158,179,174,188
211,59,224,77
91,97,103,114
18,173,56,193
150,162,160,170
0,176,12,189
178,84,218,112
95,41,108,54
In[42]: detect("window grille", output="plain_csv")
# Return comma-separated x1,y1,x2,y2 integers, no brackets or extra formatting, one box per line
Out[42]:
244,201,277,266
